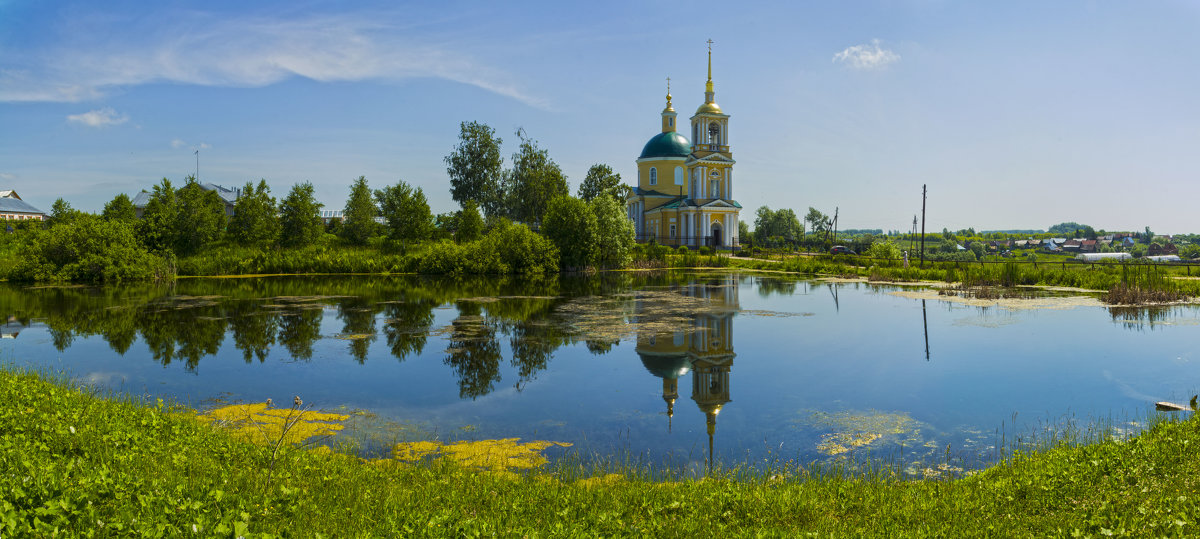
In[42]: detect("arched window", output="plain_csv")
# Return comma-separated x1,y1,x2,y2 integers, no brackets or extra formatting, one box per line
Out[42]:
674,166,684,185
649,167,657,185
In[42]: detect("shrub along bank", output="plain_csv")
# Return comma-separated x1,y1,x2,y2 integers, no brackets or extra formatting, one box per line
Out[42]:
4,367,1200,536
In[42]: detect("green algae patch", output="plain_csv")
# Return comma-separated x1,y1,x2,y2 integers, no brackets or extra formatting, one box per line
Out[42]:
799,409,925,456
391,438,572,474
334,333,374,340
198,403,350,446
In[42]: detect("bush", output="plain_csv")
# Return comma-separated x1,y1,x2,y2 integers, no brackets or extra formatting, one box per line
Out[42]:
865,242,901,260
9,216,172,282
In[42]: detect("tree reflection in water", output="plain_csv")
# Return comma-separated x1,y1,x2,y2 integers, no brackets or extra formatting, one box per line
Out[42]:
0,273,742,398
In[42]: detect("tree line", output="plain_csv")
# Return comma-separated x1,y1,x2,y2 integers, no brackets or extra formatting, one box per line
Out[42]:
2,121,639,282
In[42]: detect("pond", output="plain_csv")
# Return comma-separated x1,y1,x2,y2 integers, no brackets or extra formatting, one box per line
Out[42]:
3,272,1198,475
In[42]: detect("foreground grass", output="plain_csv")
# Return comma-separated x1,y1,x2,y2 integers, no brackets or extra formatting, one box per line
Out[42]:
4,369,1200,536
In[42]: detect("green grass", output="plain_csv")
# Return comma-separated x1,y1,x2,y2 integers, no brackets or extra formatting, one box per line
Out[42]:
5,367,1200,536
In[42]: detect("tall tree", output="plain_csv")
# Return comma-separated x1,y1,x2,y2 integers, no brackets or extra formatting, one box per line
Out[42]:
508,129,568,228
754,206,776,240
101,193,137,221
46,198,79,228
340,176,378,245
375,179,433,243
278,182,324,248
445,121,505,218
173,177,227,254
805,207,830,237
773,209,804,240
227,179,280,245
137,180,177,252
542,195,596,269
577,164,623,202
456,200,484,243
588,194,634,268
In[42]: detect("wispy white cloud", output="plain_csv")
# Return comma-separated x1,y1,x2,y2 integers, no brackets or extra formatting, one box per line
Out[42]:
0,11,544,108
0,172,15,181
833,39,900,70
173,139,210,150
66,107,129,127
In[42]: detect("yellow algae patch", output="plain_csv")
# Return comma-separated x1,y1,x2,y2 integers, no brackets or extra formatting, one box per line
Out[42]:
335,333,374,340
392,440,442,462
800,409,924,456
817,432,883,456
198,403,350,446
575,473,625,488
391,438,572,473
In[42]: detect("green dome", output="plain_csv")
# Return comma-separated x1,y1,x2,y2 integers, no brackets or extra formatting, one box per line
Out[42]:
639,353,692,379
639,132,691,159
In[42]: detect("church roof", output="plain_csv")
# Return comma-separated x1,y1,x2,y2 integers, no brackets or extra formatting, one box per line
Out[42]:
658,197,697,209
639,352,692,379
639,131,692,159
631,187,677,198
654,197,742,210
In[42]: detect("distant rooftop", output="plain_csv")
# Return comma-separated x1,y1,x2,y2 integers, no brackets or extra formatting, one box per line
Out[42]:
0,195,44,215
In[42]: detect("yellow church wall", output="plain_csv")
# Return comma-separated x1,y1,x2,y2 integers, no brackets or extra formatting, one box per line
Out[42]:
637,159,688,194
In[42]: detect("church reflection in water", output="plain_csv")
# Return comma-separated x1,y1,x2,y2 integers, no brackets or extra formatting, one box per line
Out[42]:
636,275,737,472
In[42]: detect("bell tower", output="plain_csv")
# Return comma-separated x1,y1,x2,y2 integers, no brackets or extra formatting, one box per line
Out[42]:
690,40,730,157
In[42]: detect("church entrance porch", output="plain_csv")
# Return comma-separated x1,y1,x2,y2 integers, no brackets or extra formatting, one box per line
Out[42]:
709,223,723,248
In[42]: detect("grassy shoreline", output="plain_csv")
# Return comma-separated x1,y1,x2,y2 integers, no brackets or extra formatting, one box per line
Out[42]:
4,368,1200,536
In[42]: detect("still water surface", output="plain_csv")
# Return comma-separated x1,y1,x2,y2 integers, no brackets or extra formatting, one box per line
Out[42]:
3,272,1197,473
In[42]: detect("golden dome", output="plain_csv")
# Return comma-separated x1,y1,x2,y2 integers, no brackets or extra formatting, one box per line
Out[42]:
696,101,722,114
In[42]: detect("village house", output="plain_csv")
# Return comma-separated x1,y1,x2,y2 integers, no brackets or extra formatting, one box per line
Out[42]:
131,183,242,218
0,190,46,222
1148,243,1179,256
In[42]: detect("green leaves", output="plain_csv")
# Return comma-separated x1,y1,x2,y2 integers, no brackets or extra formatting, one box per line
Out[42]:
340,176,378,246
375,179,433,244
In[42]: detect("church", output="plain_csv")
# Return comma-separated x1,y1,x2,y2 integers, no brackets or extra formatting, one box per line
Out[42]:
626,44,742,249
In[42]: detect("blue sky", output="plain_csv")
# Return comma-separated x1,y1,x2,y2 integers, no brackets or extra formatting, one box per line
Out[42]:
2,0,1198,233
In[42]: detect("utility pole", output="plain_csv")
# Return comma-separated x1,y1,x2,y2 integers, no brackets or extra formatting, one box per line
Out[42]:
832,207,839,246
194,149,200,182
920,184,927,267
910,215,918,256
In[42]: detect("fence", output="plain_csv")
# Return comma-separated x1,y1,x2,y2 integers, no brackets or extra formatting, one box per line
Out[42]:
635,234,740,249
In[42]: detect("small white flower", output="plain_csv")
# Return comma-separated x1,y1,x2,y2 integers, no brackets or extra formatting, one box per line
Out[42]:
193,524,198,533
69,426,76,434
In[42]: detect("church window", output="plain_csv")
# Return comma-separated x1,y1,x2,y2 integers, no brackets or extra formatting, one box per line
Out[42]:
649,167,657,185
674,166,684,185
669,117,674,127
711,179,720,199
670,224,676,239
